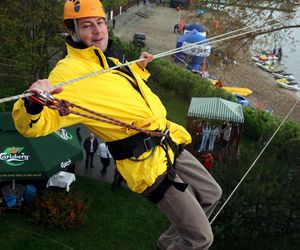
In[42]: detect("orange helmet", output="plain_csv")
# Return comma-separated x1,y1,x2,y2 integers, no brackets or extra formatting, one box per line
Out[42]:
64,0,106,21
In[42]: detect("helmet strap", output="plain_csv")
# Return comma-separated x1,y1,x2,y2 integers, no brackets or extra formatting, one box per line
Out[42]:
73,19,81,42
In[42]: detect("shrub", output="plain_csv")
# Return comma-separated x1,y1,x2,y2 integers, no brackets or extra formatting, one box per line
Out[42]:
29,190,87,229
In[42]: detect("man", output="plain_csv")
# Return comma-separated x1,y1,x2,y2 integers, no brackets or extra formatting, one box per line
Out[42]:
12,0,221,249
83,132,99,168
97,141,112,175
222,122,232,151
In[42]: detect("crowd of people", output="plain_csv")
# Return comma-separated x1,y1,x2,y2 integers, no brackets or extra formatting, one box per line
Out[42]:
194,121,233,154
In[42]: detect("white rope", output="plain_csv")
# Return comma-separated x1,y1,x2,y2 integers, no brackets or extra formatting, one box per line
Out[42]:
209,100,299,225
154,21,280,59
0,20,282,104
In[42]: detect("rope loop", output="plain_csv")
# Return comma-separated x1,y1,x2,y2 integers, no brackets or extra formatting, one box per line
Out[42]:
55,99,71,116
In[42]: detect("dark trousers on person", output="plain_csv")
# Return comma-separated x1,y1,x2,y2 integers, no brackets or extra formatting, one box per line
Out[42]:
111,168,123,191
85,152,95,168
100,157,110,175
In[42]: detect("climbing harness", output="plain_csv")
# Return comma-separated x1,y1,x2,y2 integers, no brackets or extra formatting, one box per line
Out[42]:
28,90,187,203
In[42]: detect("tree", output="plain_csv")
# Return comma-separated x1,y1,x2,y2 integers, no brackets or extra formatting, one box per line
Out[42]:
0,0,65,80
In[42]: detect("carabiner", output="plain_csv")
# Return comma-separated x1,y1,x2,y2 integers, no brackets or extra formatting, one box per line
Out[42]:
25,89,54,106
160,128,170,145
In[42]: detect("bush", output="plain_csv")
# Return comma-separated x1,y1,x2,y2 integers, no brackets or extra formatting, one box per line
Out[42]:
29,190,87,229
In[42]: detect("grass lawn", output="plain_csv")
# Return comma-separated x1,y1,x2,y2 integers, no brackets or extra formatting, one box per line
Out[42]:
148,81,190,127
0,176,169,250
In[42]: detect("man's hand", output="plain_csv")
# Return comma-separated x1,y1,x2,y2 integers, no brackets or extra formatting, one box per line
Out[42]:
29,79,63,95
137,51,153,69
26,79,64,104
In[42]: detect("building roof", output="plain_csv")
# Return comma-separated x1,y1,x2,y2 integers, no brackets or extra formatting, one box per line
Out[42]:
187,97,244,123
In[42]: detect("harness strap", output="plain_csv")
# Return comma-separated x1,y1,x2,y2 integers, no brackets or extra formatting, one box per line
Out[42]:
143,172,188,204
107,130,188,204
106,132,161,160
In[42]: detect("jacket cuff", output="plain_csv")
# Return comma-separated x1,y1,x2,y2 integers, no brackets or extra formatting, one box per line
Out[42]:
23,98,44,115
130,63,150,81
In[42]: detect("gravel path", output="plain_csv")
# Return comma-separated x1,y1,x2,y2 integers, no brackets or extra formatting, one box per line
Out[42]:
114,4,300,123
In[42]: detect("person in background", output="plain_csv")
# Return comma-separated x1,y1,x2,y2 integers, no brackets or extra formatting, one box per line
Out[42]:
222,122,232,151
97,141,112,175
12,0,222,249
215,79,224,88
76,127,82,144
112,18,116,29
208,124,220,152
194,121,203,150
83,133,99,168
199,122,211,152
111,166,124,191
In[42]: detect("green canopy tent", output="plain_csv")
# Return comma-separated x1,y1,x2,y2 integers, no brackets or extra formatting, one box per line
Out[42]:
186,97,244,159
187,97,244,123
0,112,83,181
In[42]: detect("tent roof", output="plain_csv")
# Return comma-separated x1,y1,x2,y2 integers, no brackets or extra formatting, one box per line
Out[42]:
187,97,244,123
185,24,206,32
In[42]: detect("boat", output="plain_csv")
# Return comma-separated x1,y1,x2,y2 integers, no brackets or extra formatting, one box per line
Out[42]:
276,78,298,85
223,87,253,96
252,53,279,62
209,79,253,96
252,56,273,65
272,72,295,81
256,62,283,73
276,81,300,91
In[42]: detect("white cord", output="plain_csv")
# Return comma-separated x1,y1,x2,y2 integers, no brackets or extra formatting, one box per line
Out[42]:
209,100,299,225
0,20,284,104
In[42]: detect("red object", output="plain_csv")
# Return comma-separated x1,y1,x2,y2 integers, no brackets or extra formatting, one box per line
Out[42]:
215,80,224,88
257,98,261,110
200,153,214,171
201,58,207,79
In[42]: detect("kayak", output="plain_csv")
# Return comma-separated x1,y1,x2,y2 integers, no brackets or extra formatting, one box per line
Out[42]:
276,78,298,85
209,79,253,96
256,62,283,73
272,72,295,81
276,81,300,91
223,87,253,96
252,54,279,62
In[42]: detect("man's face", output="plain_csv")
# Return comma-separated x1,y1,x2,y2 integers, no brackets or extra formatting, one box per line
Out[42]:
77,17,108,51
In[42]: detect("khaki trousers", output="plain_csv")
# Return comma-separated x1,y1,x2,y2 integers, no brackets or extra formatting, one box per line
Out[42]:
157,150,222,250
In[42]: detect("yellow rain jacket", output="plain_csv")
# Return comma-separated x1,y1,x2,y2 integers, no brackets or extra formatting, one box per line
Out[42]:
13,42,191,193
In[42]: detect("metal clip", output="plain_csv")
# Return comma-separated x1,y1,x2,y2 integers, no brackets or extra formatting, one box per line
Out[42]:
143,137,152,151
160,129,169,145
26,89,54,105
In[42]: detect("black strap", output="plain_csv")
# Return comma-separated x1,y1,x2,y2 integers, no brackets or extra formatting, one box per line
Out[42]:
106,132,161,160
107,130,188,203
145,173,188,204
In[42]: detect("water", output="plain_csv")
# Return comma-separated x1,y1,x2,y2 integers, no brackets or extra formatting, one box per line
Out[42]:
252,7,300,98
280,8,300,97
